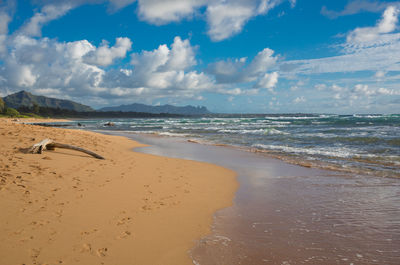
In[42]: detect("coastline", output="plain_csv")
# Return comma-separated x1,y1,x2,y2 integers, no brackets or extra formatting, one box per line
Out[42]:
0,118,237,264
127,133,400,265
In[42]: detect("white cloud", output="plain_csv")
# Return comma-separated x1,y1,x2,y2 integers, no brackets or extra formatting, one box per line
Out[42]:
206,2,255,42
128,36,201,91
208,47,278,84
0,33,219,105
247,48,278,76
326,83,400,102
375,70,386,78
19,3,74,37
84,37,132,66
206,57,247,84
137,0,205,25
321,0,398,19
163,36,196,71
293,96,305,103
280,34,400,75
131,0,290,41
7,63,37,87
15,0,292,42
315,84,326,91
255,71,279,92
347,6,399,43
0,35,104,97
353,84,400,96
219,87,242,95
377,87,400,95
206,0,283,41
331,84,345,92
353,84,374,96
279,7,400,78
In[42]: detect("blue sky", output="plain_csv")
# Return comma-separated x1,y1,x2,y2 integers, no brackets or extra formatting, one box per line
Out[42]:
0,0,399,113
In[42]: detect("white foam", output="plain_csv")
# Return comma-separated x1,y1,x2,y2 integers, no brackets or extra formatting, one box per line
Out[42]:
252,144,355,158
158,132,190,137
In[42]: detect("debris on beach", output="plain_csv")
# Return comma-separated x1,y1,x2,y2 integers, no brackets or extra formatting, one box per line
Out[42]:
29,138,105,159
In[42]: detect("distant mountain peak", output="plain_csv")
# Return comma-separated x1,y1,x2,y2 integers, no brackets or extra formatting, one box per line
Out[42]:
99,103,211,115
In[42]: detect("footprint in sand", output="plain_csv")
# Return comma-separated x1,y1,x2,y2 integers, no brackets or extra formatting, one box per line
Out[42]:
30,248,41,262
116,230,132,239
80,243,92,253
96,247,108,257
117,216,132,226
80,228,98,236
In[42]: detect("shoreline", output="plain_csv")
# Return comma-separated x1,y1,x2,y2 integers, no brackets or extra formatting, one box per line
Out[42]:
125,132,400,265
94,130,399,179
0,118,238,264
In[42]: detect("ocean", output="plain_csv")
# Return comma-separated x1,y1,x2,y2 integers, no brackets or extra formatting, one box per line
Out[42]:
70,114,399,178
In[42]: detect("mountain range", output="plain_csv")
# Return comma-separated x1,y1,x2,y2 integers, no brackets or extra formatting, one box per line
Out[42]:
99,103,211,115
2,91,211,115
3,91,93,112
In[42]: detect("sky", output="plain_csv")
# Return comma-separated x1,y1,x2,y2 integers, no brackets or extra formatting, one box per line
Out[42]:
0,0,399,113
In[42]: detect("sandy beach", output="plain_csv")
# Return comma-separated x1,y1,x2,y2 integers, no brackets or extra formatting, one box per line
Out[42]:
0,118,237,265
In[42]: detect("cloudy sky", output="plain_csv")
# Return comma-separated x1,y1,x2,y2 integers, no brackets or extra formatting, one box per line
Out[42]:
0,0,399,113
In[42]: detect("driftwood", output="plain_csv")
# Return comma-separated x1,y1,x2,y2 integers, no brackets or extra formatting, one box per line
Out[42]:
29,139,105,160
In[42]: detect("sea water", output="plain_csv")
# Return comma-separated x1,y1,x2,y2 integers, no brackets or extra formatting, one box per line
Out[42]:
69,114,400,178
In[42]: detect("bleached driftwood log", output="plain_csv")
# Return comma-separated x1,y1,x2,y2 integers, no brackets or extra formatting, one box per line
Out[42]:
29,138,105,160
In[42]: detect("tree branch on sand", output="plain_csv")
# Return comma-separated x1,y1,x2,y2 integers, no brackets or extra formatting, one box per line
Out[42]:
29,139,105,160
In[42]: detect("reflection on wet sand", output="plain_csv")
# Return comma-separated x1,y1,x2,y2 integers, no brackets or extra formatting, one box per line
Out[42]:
128,133,400,265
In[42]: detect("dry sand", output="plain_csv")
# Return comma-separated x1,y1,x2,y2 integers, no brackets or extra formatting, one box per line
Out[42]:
0,118,237,265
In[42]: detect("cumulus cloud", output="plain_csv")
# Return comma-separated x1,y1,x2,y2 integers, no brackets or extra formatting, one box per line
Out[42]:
255,71,279,92
208,47,278,84
137,0,205,25
347,6,399,43
129,36,201,90
0,33,218,105
206,0,283,41
84,37,132,66
0,36,105,94
206,1,255,41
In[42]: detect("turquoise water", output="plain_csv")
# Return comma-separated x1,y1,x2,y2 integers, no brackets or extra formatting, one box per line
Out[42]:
71,114,399,177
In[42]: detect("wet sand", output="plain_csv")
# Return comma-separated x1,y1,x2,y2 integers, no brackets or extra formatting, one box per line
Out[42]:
0,119,237,265
125,133,400,265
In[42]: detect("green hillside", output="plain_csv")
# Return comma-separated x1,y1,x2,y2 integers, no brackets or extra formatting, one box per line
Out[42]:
3,91,93,112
